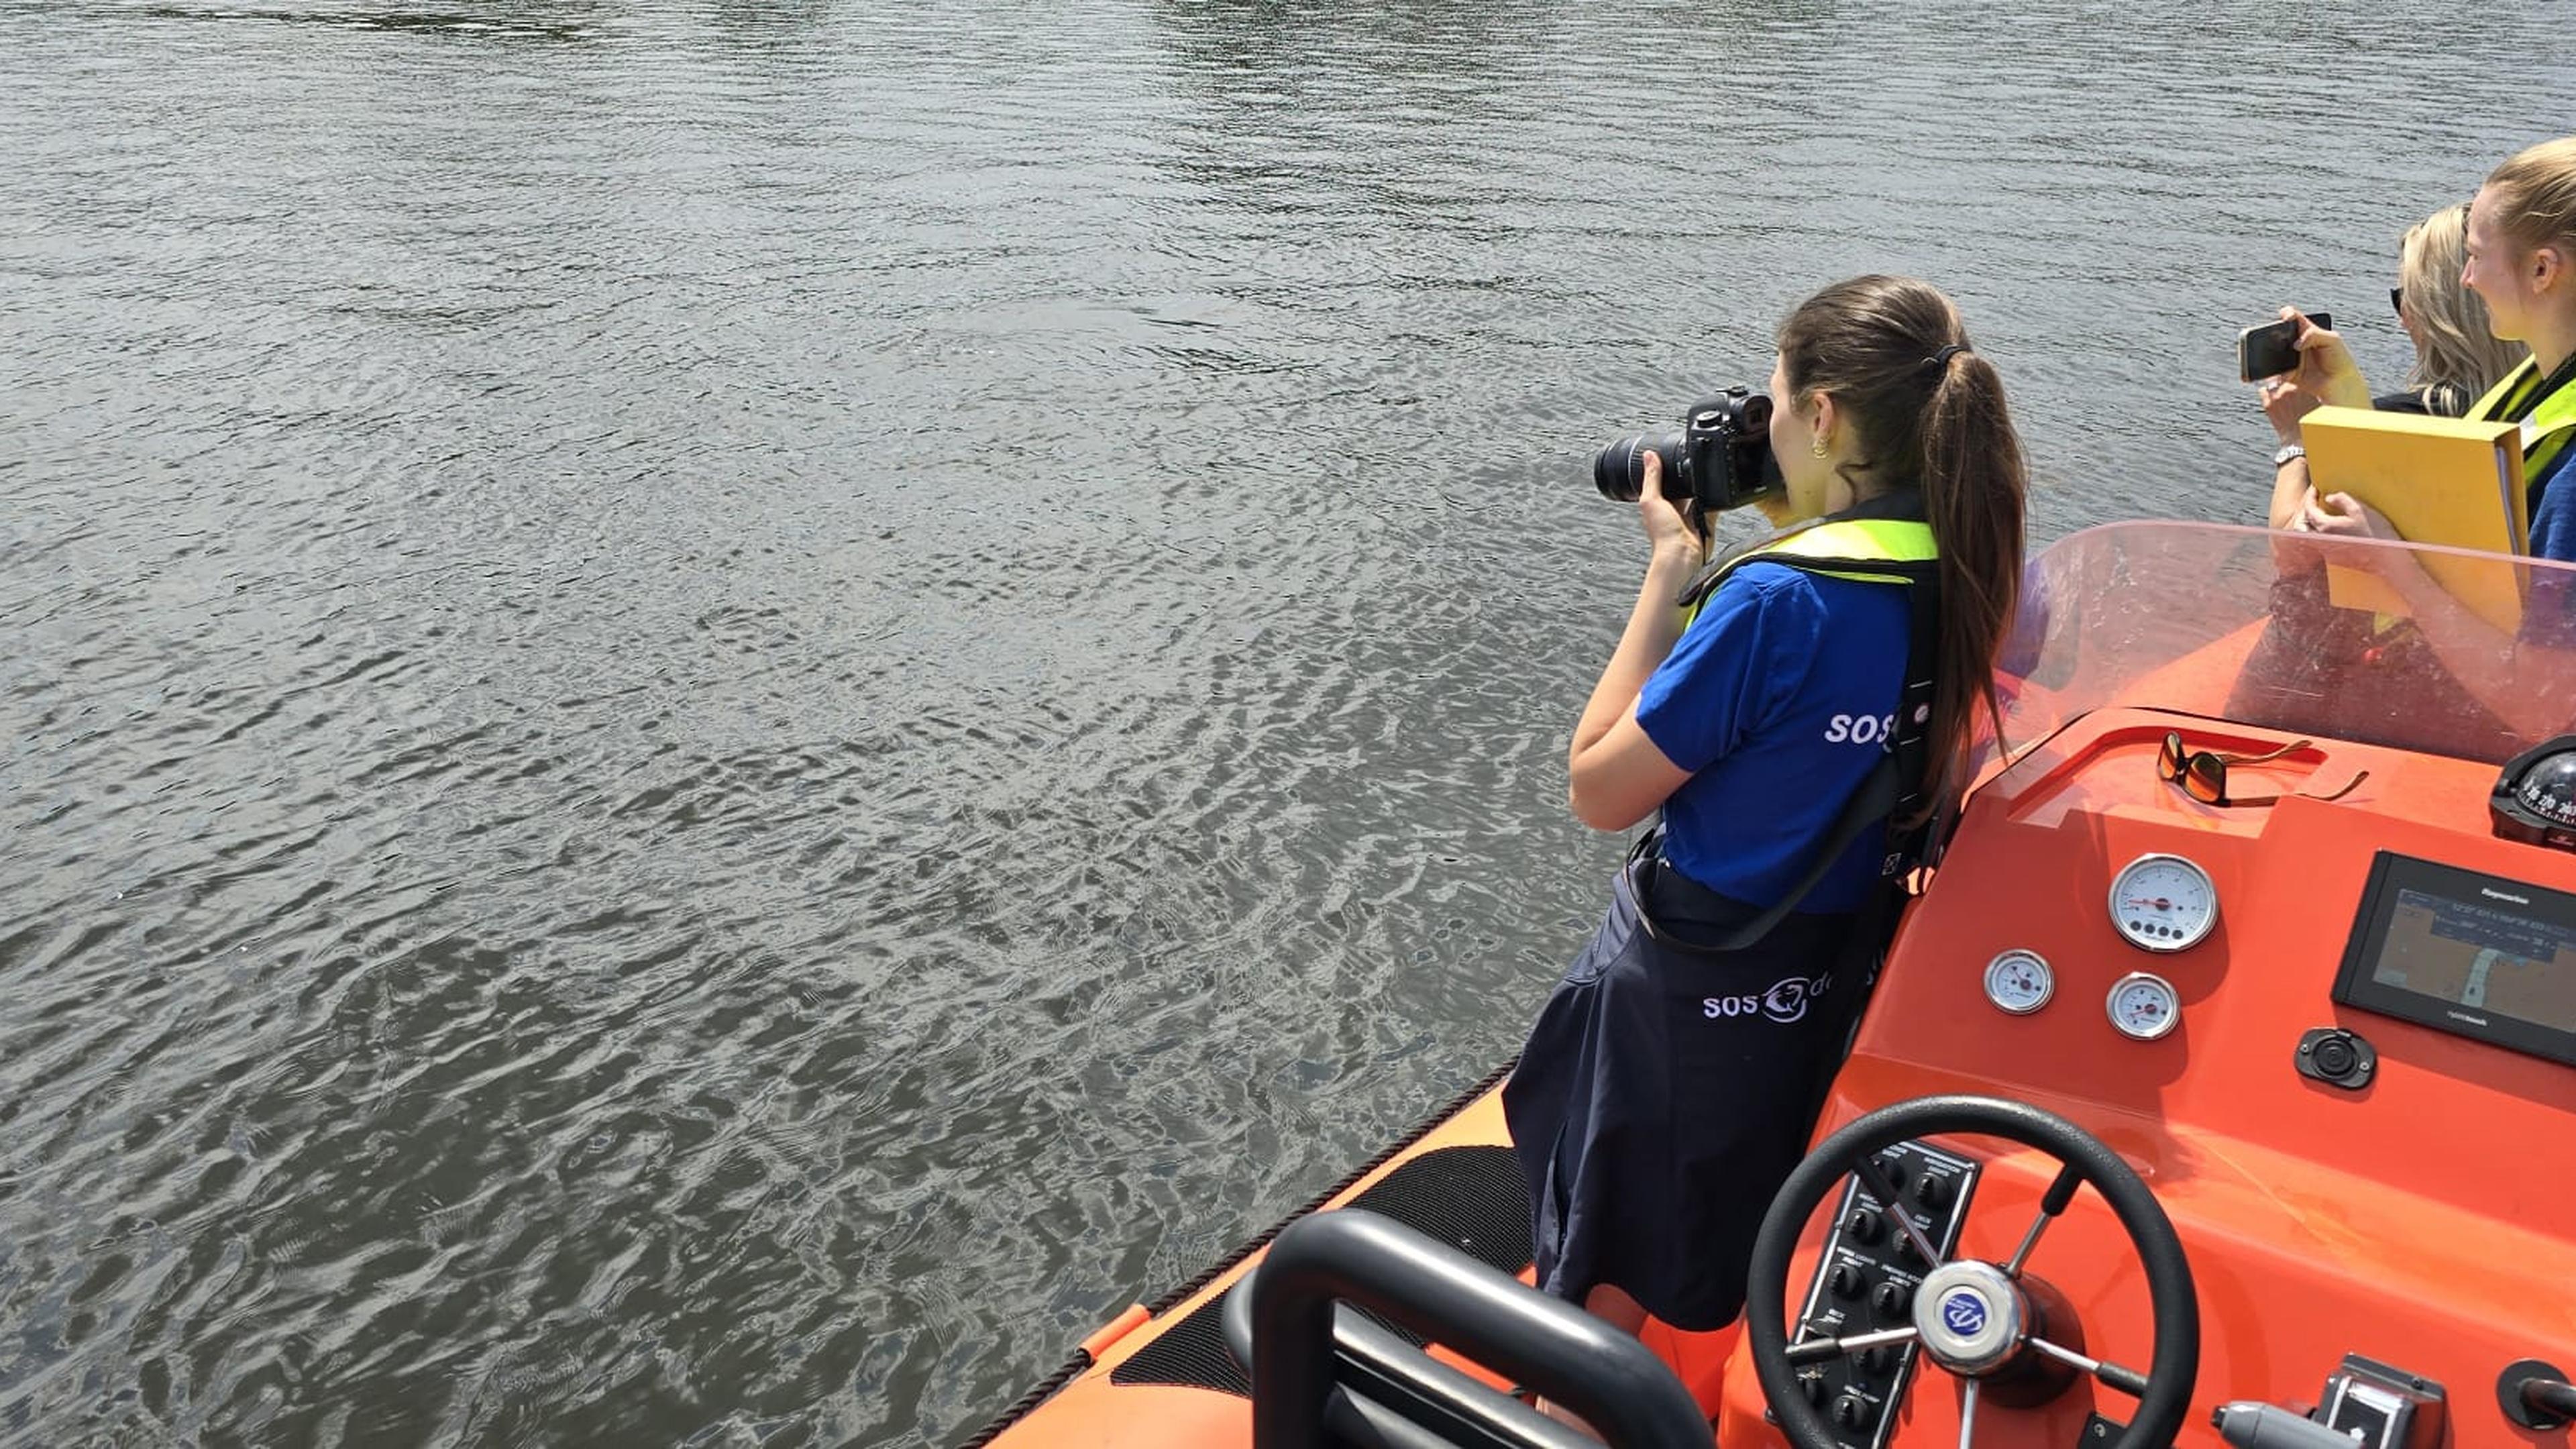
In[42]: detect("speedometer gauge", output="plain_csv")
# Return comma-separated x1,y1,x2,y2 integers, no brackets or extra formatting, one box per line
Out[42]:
2108,853,2217,952
2106,971,2182,1040
1983,949,2054,1015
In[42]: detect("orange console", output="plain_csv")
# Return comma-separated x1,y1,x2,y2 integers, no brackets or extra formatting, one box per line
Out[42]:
1703,707,2576,1449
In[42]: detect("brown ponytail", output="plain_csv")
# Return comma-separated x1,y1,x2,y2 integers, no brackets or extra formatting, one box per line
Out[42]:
1777,276,2028,811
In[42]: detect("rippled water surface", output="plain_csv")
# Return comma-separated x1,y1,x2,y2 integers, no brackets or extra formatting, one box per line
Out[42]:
3,2,2568,1443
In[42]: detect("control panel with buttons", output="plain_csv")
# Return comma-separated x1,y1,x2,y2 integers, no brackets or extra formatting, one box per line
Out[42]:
1783,1140,1982,1449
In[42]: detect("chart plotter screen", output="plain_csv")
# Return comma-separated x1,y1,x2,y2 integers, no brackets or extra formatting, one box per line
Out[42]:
2335,854,2576,1067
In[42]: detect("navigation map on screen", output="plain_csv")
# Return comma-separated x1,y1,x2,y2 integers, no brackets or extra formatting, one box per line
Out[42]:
2373,888,2576,1032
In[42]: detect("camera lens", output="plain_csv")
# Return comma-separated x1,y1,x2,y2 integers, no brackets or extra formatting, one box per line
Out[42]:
1593,431,1682,503
1593,434,1646,502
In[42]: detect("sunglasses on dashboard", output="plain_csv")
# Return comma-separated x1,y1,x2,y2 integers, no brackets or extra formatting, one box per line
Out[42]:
2157,732,2366,808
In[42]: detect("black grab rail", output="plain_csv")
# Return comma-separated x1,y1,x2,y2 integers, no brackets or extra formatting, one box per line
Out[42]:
1221,1209,1709,1449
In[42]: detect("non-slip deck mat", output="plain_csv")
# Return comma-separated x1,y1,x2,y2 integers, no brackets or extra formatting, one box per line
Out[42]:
1109,1144,1532,1396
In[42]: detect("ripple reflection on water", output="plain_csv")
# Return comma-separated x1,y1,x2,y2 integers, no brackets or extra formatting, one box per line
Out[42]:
0,1,2562,1444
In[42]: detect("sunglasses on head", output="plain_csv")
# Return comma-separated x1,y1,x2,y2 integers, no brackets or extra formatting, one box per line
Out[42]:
2157,732,2367,808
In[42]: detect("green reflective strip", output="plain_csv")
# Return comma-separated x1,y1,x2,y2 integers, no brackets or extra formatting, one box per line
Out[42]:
2532,427,2573,482
2471,358,2576,489
2465,358,2535,423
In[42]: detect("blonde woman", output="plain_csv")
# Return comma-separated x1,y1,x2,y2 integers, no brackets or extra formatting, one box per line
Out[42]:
2296,137,2576,742
2387,201,2529,416
2260,202,2530,526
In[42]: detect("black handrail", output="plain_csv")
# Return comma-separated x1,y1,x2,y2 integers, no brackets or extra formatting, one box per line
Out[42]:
1228,1208,1709,1449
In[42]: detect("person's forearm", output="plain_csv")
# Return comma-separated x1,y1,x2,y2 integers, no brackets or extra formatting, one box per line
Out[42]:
2267,458,2310,529
1570,549,1699,763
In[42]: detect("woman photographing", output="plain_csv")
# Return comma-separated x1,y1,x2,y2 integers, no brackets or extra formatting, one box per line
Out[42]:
2290,138,2576,741
2259,199,2531,529
1503,275,2029,1398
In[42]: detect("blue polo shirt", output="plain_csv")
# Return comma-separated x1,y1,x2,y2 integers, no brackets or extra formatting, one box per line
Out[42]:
2525,449,2576,563
1636,560,1912,914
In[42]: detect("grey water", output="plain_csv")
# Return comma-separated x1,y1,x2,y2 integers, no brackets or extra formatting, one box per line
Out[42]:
1,1,2566,1443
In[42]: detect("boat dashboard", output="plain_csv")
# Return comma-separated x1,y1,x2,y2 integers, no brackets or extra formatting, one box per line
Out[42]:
1711,704,2576,1449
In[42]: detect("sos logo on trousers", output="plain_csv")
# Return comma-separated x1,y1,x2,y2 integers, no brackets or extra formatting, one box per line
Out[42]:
1824,712,1898,745
1703,972,1833,1024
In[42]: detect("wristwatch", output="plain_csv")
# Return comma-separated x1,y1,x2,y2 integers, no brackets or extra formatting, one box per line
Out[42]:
2273,443,2307,468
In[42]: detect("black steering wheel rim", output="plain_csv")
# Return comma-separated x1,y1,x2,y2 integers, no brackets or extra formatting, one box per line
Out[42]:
1744,1095,2199,1449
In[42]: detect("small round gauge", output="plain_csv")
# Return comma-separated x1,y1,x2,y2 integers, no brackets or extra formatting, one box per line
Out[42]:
2106,971,2182,1041
2108,853,2218,952
1982,949,2055,1015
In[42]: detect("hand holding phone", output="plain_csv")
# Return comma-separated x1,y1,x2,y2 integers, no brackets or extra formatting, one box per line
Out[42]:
2239,311,2331,382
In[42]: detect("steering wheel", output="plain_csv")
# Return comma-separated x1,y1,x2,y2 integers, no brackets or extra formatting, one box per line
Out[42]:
1744,1095,2200,1449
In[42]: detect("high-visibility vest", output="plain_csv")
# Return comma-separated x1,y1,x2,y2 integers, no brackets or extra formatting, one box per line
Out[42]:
1676,515,1938,630
2466,356,2576,500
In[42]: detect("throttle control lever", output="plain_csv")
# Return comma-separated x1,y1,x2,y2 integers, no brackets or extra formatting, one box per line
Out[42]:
2211,1401,2365,1448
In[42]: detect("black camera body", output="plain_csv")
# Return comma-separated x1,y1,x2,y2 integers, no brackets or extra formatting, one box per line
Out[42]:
1594,386,1786,512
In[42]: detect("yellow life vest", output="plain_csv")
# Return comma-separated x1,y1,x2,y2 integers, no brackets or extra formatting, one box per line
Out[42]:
1677,515,1939,629
2466,356,2576,494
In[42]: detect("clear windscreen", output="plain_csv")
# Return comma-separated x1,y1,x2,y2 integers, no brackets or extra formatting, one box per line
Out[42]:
1980,521,2576,774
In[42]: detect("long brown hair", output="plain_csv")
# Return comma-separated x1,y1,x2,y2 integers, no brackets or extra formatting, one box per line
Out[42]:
1776,276,2028,806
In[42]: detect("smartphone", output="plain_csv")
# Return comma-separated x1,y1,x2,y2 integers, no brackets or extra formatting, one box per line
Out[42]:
2239,311,2330,382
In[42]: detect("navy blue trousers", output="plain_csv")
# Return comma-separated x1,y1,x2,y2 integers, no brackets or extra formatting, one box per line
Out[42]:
1502,854,1872,1332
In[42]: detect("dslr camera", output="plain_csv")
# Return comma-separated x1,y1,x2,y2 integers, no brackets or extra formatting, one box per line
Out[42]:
1593,386,1784,511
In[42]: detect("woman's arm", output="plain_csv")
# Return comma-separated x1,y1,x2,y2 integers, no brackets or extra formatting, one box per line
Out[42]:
1567,453,1703,831
2259,376,2324,528
2267,455,2313,530
2301,490,2576,740
2256,313,2367,529
1567,557,1698,830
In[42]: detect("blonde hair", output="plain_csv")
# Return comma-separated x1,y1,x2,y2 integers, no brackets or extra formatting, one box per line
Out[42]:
2400,202,2527,411
2484,136,2576,260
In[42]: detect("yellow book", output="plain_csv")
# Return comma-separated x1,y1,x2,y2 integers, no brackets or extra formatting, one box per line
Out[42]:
2300,405,2528,632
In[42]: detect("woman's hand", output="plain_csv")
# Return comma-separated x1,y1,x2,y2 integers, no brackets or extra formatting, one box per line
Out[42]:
2283,307,2373,411
1632,453,1705,570
2269,483,2328,576
2301,489,2398,542
2258,376,2322,444
2298,488,2418,582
